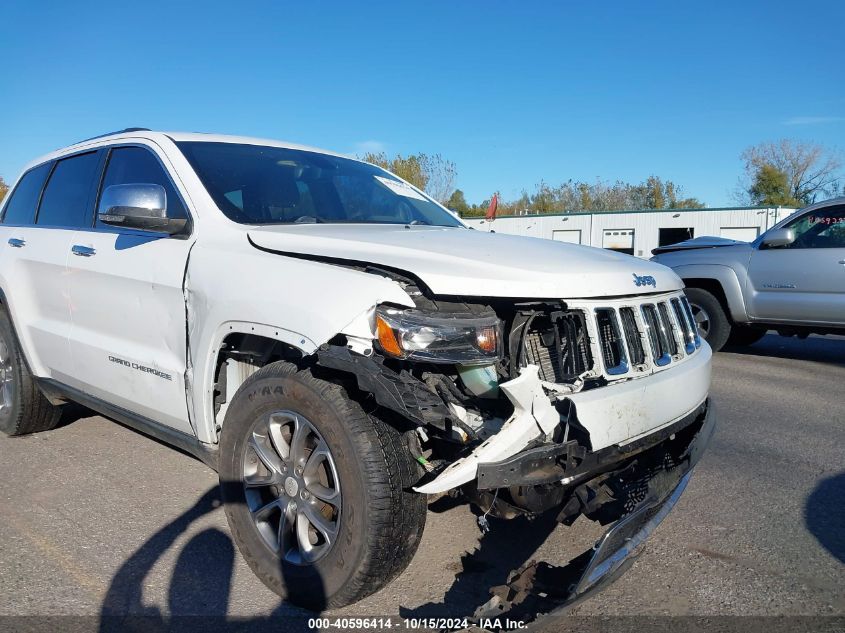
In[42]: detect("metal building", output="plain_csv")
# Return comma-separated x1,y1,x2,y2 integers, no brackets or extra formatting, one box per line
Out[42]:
465,206,798,258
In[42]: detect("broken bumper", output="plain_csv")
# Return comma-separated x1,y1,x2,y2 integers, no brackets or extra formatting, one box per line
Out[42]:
415,346,712,495
474,399,716,622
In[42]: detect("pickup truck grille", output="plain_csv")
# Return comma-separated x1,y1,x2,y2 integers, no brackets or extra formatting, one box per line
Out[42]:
519,292,701,384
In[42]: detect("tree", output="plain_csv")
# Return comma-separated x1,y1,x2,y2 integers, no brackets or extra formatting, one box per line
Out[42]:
360,152,457,203
0,176,7,203
748,164,801,206
465,176,704,217
740,139,842,205
445,189,470,215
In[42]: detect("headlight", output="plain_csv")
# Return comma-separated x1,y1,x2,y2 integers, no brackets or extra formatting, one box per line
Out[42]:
375,306,502,364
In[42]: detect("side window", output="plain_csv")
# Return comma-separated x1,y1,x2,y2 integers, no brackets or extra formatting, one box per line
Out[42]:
97,147,187,227
1,163,52,225
36,152,101,228
783,205,845,249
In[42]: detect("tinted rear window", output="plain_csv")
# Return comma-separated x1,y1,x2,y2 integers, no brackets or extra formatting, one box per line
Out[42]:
37,152,101,228
1,163,52,225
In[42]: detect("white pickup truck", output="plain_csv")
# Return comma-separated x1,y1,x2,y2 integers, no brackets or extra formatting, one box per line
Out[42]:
0,129,715,618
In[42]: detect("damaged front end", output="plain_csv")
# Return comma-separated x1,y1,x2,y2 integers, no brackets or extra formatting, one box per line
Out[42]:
316,278,714,622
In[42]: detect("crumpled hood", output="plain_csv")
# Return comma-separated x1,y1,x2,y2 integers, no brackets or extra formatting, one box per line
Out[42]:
652,235,751,255
247,224,682,299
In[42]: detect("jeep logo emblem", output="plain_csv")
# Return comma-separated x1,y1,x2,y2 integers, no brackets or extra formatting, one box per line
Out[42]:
633,273,657,288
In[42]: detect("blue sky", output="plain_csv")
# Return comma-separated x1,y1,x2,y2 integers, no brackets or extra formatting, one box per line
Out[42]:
2,1,844,207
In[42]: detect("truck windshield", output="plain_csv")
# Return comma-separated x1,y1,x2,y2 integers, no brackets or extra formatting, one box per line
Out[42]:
177,141,464,227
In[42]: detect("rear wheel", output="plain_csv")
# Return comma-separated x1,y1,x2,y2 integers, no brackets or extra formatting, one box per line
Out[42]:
219,361,426,610
0,307,62,436
684,287,731,352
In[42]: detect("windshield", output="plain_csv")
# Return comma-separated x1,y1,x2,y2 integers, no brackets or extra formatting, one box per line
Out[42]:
177,141,463,227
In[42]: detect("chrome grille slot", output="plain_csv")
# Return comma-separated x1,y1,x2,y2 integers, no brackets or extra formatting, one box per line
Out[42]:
680,296,702,348
671,297,695,353
641,304,672,366
521,310,593,382
657,302,679,355
595,308,628,375
619,307,646,365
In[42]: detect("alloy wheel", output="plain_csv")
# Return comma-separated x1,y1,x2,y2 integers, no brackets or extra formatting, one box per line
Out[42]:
243,410,341,565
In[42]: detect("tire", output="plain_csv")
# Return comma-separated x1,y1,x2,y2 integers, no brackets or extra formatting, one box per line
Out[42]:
218,361,427,610
727,325,767,347
0,306,62,436
684,287,731,352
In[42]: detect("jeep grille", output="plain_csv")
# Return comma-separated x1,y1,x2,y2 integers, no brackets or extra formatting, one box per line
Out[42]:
518,291,700,384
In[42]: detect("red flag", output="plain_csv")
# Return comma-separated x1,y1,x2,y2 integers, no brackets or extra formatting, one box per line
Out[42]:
485,192,498,221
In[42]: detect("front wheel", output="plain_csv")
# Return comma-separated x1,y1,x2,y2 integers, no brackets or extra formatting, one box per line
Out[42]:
683,287,731,352
218,362,426,610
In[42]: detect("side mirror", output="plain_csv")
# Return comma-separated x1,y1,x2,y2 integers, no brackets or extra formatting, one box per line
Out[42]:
761,228,796,248
98,184,187,235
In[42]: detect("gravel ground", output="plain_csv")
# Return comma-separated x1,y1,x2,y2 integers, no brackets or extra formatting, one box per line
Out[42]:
0,334,842,628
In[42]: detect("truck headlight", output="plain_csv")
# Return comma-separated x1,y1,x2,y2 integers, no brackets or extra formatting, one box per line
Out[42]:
375,306,502,364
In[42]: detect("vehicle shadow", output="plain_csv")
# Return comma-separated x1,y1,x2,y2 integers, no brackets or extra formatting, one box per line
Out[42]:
399,507,561,618
97,484,563,630
724,333,845,367
53,403,95,430
98,485,317,633
804,471,845,564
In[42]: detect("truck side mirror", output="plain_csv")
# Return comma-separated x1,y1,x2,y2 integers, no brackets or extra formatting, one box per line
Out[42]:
98,184,187,235
761,228,796,248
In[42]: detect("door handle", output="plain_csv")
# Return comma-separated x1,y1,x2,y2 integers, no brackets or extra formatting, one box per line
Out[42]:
8,238,25,248
839,260,845,265
71,245,96,257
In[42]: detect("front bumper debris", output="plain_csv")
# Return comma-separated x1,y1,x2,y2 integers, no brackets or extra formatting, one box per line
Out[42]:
475,400,708,491
471,400,716,627
415,346,712,495
414,365,560,494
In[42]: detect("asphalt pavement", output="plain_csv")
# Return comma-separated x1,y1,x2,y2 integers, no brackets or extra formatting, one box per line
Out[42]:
0,334,842,627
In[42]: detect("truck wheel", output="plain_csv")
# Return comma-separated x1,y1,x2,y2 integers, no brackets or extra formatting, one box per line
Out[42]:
727,325,767,347
0,307,62,436
218,361,427,610
684,288,731,352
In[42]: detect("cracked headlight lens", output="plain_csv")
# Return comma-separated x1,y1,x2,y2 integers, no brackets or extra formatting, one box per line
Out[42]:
375,306,502,364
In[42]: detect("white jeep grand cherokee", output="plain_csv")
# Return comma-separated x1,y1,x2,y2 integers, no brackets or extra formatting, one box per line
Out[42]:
0,129,714,617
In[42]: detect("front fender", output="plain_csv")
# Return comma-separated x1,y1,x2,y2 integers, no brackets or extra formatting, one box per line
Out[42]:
184,237,414,443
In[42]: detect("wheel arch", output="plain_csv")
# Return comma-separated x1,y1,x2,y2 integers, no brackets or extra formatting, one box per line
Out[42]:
0,286,47,389
194,321,316,444
675,264,748,323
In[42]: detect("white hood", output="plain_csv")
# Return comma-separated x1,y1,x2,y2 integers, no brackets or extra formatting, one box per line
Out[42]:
247,224,683,299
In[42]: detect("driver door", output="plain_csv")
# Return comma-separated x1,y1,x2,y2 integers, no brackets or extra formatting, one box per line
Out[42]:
746,204,845,324
64,144,196,434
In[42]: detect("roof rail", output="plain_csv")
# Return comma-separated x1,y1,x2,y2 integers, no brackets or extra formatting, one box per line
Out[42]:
74,127,151,144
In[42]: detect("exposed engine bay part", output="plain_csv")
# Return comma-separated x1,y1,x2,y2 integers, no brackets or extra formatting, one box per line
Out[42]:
414,365,561,494
315,345,452,431
457,363,499,399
